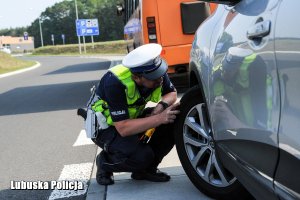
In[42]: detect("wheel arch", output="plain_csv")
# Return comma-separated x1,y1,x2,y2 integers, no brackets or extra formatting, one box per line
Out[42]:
187,61,208,110
188,61,201,88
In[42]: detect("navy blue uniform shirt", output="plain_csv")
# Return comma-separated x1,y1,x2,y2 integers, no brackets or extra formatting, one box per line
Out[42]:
96,71,176,122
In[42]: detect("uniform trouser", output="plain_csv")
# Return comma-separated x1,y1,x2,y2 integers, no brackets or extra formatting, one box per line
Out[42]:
92,122,175,173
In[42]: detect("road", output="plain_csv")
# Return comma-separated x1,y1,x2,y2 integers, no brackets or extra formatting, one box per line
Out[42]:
0,55,114,200
0,55,210,200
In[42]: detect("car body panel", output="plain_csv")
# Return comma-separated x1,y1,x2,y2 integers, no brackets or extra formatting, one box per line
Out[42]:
274,0,300,198
190,6,227,92
207,1,281,195
187,0,297,199
209,0,280,179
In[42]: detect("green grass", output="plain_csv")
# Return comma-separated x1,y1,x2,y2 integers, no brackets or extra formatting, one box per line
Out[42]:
0,52,36,75
32,40,127,55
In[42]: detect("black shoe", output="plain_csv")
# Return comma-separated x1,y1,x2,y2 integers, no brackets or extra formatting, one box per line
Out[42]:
131,169,171,182
96,153,114,185
96,171,114,185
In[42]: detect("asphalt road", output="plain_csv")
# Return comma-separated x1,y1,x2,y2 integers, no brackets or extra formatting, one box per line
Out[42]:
0,55,116,200
0,55,204,200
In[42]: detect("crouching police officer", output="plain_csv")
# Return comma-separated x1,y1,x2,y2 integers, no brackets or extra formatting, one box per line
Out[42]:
91,44,180,185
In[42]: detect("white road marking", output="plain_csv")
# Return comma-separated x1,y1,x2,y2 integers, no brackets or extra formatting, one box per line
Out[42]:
73,130,94,146
48,162,93,200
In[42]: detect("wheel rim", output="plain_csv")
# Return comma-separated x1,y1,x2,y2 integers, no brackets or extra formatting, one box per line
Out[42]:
183,103,236,187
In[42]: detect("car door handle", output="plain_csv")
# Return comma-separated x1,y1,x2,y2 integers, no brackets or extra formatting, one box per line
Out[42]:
247,20,271,40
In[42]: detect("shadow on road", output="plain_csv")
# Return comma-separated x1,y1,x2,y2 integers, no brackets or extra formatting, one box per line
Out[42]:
0,80,98,116
44,61,110,75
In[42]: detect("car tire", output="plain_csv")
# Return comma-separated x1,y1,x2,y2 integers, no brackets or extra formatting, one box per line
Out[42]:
175,85,252,200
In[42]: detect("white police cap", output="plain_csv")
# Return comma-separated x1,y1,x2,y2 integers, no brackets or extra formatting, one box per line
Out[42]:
122,43,168,80
222,47,253,70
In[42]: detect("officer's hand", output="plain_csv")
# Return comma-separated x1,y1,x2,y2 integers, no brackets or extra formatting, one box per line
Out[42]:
160,102,180,124
151,103,165,116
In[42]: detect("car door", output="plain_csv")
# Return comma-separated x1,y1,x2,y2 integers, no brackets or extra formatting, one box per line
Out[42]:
274,0,300,199
208,0,281,198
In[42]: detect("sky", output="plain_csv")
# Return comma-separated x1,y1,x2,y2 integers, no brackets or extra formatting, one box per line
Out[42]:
0,0,65,29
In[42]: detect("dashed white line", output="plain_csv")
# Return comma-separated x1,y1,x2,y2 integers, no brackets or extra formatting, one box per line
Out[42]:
73,130,94,147
48,162,93,200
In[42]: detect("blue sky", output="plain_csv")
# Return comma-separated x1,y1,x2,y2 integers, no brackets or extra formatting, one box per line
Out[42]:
0,0,64,29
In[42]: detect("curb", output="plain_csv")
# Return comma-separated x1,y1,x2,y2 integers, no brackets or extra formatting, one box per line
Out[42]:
86,147,106,200
0,62,41,79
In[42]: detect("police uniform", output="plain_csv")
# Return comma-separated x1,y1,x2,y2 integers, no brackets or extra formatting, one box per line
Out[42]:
92,44,177,185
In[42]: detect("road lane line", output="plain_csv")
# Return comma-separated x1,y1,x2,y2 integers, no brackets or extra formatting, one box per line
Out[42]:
48,162,93,200
73,130,94,146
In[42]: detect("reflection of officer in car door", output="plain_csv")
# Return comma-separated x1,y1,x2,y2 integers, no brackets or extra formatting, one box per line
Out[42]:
86,44,180,185
212,46,273,129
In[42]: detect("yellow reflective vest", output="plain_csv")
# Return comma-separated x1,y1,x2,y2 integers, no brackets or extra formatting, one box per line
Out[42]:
93,65,162,126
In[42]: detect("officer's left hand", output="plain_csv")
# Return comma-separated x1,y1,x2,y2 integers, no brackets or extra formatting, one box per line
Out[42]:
159,102,180,124
151,103,165,115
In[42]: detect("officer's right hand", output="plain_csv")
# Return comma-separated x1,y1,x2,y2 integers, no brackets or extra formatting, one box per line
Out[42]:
159,102,180,124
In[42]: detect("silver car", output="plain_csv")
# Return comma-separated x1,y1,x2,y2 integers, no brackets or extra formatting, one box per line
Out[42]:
175,0,300,199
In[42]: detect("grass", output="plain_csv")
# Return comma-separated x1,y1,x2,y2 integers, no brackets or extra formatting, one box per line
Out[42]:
0,40,127,75
32,40,127,55
0,52,36,75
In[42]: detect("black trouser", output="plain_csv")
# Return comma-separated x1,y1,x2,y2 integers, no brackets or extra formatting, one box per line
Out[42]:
92,122,175,173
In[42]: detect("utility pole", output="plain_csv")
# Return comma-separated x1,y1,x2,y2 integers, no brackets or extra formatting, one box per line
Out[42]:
75,0,82,54
39,17,44,47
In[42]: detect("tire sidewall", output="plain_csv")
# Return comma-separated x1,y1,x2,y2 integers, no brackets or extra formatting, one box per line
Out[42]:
174,86,243,199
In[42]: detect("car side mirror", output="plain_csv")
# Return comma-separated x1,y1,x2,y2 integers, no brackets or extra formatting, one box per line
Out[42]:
199,0,241,6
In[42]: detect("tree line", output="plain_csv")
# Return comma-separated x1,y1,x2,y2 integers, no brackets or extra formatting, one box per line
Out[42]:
0,0,124,47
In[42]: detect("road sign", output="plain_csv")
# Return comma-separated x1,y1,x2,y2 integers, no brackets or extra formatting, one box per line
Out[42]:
76,19,99,36
24,32,28,40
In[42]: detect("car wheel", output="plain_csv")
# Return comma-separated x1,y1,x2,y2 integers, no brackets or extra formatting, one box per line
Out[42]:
175,85,250,199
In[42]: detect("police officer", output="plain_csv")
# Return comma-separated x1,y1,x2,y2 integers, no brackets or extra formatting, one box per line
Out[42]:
91,44,180,185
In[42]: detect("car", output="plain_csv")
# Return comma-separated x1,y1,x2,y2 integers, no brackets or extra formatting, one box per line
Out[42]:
174,0,300,199
0,47,11,54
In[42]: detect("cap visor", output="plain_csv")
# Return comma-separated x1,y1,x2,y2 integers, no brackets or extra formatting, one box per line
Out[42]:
142,59,168,80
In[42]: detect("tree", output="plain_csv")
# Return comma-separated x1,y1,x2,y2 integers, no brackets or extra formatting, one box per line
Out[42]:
0,27,28,37
28,1,76,47
94,0,124,41
24,0,123,47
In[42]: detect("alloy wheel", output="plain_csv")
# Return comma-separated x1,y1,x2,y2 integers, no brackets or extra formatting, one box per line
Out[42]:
183,103,236,187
